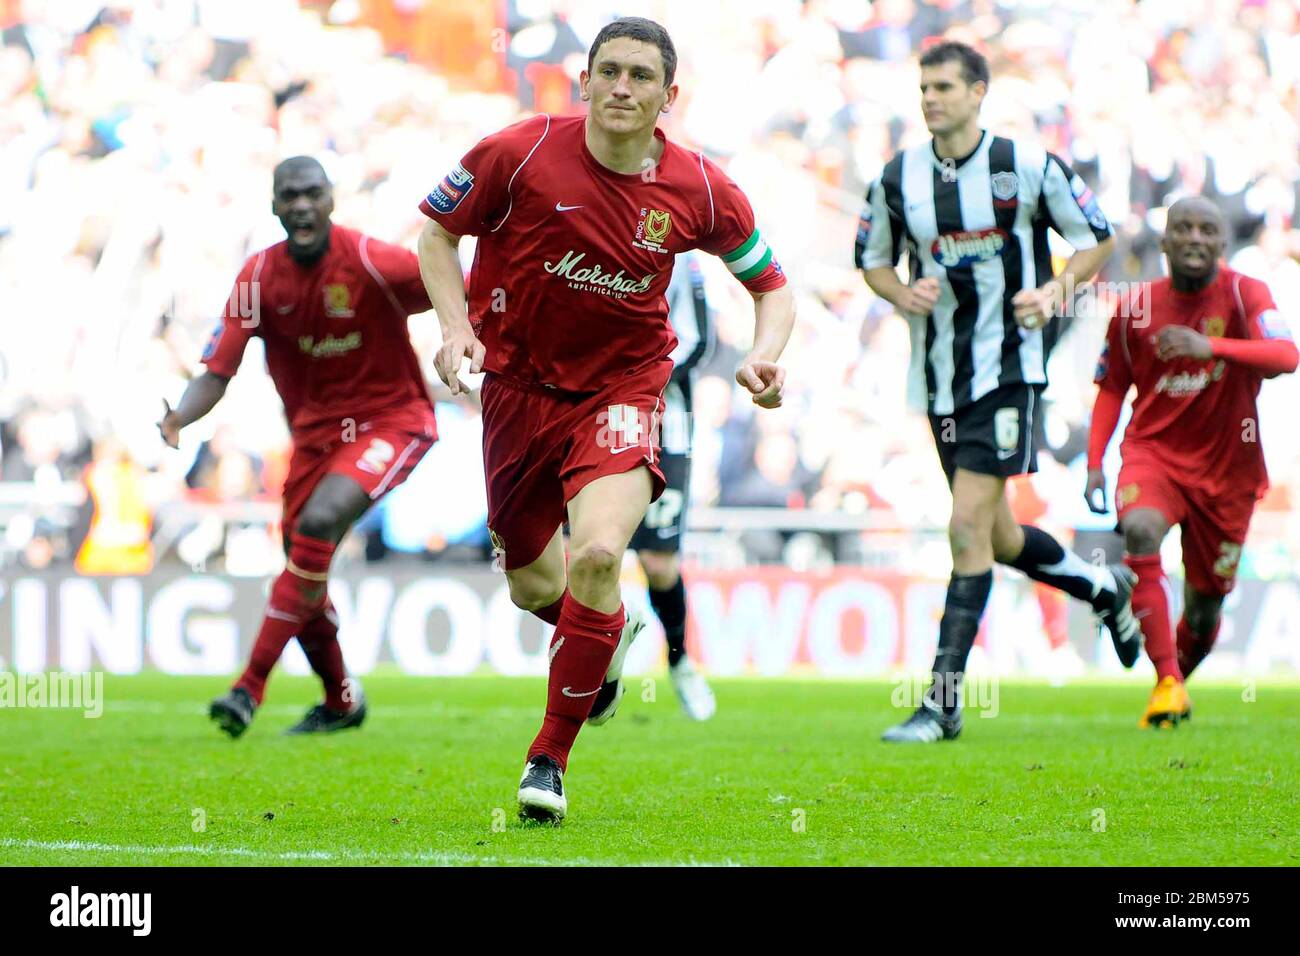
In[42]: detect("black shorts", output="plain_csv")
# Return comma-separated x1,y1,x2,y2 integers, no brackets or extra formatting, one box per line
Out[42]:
928,384,1043,483
630,452,689,553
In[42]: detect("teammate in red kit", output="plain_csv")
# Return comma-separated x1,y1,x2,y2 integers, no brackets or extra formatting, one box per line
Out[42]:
417,17,793,823
159,157,438,737
1087,196,1297,727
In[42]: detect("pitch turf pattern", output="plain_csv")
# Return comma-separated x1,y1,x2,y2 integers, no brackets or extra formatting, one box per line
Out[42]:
1,675,1296,866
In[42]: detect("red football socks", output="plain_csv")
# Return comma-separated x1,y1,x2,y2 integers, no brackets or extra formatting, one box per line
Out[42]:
527,596,624,772
1125,553,1182,682
236,534,336,704
532,591,567,627
298,598,350,712
1176,616,1220,679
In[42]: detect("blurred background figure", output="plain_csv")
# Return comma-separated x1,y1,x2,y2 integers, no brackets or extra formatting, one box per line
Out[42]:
75,435,154,575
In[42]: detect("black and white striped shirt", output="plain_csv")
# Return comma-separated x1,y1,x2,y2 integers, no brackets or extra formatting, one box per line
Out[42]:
855,131,1112,416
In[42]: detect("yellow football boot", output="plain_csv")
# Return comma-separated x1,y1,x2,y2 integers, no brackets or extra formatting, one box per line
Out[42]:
1139,676,1192,729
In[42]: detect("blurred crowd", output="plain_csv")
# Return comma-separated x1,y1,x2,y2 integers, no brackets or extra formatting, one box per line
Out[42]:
1,0,1299,574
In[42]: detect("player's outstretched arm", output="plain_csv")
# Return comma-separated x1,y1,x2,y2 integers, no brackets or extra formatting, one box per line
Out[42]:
158,371,229,449
1013,236,1115,330
735,285,795,409
417,219,484,396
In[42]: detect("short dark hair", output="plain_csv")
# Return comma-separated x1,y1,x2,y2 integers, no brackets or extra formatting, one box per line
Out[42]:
919,41,990,88
587,17,677,87
273,156,329,188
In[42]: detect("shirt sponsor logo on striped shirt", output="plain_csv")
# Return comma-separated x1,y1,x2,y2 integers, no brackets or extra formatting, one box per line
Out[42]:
931,228,1007,268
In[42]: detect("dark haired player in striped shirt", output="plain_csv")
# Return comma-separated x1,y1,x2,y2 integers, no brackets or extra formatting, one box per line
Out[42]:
856,41,1140,742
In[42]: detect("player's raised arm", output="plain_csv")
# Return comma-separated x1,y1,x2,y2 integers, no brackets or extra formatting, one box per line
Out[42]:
417,218,483,396
1014,155,1116,330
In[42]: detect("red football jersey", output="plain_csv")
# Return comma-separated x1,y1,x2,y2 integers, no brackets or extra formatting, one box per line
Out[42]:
202,225,436,443
419,114,785,393
1094,266,1290,497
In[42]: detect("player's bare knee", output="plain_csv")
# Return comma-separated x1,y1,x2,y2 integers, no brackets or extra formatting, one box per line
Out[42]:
1123,520,1163,556
1184,594,1223,636
295,508,342,542
948,512,988,559
569,543,621,588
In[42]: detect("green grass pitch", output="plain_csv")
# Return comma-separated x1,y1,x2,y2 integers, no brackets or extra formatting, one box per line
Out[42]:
1,674,1296,866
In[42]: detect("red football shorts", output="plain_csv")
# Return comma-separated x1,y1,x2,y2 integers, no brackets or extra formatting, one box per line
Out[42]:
282,409,437,532
480,368,669,571
1116,451,1255,597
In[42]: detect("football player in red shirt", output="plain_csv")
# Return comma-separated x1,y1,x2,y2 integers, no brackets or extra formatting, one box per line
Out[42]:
1087,196,1297,727
159,157,438,737
418,17,794,823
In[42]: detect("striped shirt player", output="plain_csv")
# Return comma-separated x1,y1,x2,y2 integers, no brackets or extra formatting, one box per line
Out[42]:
861,39,1134,748
856,132,1113,479
630,251,712,553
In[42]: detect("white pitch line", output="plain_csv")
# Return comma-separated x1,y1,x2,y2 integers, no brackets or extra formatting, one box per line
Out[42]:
0,837,738,868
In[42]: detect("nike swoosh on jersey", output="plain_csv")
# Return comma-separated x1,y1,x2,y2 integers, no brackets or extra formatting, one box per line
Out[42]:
561,686,600,698
276,305,295,315
555,202,584,212
609,444,644,455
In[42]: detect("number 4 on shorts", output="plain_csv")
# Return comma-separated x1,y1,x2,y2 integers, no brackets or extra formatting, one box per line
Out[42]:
603,404,643,452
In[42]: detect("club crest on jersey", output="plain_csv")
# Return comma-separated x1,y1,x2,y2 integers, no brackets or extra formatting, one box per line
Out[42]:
323,283,354,318
633,208,673,253
1202,316,1225,337
991,171,1018,201
931,228,1007,268
426,162,474,215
